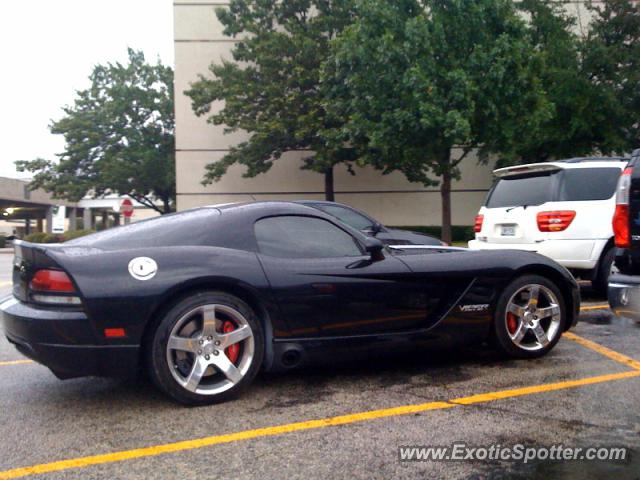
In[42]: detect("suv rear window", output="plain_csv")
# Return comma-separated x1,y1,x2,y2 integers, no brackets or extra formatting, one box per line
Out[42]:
486,167,621,208
486,172,554,208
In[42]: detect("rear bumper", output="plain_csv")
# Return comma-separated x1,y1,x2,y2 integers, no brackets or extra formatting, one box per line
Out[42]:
608,274,640,321
0,297,139,379
468,239,606,270
614,247,640,275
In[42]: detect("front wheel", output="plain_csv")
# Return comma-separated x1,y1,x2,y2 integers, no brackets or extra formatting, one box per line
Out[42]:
148,291,264,405
493,275,566,359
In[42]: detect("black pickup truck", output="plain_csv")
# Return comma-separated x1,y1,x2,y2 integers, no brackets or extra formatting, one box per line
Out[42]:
609,148,640,319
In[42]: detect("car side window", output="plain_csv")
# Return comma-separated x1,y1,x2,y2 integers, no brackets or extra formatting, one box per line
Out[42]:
255,216,363,258
313,204,374,231
558,168,622,201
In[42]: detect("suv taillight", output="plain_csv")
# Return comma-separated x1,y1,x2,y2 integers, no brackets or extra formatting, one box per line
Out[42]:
613,167,633,248
474,214,484,233
537,211,576,232
29,269,81,305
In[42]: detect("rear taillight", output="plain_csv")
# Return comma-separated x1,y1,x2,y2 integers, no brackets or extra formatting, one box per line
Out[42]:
537,211,576,232
30,270,75,292
474,214,484,233
613,167,633,248
613,205,630,248
29,269,81,305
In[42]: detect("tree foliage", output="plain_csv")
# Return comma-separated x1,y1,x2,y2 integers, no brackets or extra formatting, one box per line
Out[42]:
16,49,175,214
505,0,630,163
582,0,640,150
321,0,551,242
185,0,358,200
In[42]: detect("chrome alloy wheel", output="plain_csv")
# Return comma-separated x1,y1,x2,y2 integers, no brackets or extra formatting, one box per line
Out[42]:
166,304,255,395
505,284,562,352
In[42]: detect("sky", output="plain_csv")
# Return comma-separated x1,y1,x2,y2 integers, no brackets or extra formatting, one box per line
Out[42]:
0,0,174,179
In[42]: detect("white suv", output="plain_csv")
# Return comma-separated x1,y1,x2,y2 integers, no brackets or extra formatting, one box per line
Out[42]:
468,158,628,294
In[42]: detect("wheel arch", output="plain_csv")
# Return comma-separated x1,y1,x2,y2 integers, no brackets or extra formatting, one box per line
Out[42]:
598,237,616,261
511,265,579,331
139,279,275,372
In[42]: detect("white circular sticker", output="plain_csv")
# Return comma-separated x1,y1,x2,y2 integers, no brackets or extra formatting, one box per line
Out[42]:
128,257,158,281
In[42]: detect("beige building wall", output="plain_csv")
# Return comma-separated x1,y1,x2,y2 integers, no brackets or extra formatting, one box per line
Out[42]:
174,0,533,226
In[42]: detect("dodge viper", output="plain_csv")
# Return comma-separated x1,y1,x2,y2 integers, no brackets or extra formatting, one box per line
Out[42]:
0,202,579,405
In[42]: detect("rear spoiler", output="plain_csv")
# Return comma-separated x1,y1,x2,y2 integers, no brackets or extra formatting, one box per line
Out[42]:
10,240,68,304
12,239,66,260
13,239,103,270
493,163,563,178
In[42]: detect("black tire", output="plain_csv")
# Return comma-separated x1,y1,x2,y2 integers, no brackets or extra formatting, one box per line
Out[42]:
493,275,566,359
147,291,264,406
592,246,615,297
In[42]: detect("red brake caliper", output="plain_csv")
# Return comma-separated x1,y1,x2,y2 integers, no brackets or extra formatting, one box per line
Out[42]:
223,321,240,364
507,313,518,334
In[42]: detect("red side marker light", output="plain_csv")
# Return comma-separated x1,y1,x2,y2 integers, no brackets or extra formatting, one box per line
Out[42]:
104,328,126,338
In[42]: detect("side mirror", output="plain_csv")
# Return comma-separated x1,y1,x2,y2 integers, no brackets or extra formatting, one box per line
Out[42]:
369,222,383,235
363,237,385,260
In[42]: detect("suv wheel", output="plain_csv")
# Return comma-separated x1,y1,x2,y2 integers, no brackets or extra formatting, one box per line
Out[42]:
592,247,616,296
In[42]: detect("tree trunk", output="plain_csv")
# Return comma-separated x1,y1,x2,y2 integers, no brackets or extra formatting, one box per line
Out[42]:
440,154,453,245
324,166,335,201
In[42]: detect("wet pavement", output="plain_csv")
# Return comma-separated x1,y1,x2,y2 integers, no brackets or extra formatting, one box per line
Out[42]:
0,255,639,479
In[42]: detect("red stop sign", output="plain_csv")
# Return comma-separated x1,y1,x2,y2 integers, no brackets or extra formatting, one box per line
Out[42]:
121,199,134,218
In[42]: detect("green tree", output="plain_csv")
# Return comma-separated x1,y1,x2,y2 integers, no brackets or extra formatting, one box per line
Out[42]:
322,0,551,243
185,0,357,201
506,0,628,163
16,49,175,214
582,0,640,150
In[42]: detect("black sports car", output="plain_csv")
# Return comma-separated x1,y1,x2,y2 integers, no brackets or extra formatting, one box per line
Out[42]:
1,202,579,405
295,200,444,245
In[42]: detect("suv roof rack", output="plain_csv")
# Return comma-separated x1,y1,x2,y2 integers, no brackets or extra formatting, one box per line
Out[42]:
561,156,628,163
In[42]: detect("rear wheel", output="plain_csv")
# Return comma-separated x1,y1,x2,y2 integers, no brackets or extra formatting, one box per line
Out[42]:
148,291,264,405
493,275,566,359
592,246,616,297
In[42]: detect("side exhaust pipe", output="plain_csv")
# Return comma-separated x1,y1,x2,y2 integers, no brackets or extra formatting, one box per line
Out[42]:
278,344,304,368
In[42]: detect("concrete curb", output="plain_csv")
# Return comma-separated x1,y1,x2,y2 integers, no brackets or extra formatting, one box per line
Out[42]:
0,248,14,254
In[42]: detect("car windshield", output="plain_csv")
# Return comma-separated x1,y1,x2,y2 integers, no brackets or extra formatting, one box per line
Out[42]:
312,204,374,231
486,167,621,208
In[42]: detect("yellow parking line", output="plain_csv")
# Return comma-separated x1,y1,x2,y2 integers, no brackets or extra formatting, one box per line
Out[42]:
450,370,640,405
0,360,33,367
1,370,639,480
0,303,635,478
565,332,640,371
579,304,610,312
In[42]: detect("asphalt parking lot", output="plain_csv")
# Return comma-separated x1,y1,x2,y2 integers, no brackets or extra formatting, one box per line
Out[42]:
0,253,639,479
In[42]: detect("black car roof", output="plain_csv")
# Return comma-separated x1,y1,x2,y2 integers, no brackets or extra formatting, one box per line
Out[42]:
204,201,326,217
68,201,365,251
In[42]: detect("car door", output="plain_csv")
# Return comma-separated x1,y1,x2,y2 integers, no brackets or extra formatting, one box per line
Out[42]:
254,215,436,337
